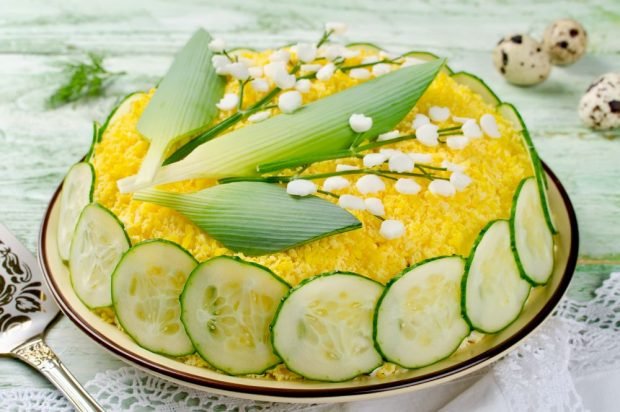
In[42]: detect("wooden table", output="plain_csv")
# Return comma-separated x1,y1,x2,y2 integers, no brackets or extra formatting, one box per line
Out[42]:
1,0,618,393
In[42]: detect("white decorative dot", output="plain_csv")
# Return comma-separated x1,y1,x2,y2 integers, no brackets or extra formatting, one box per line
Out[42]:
363,153,387,168
462,119,483,139
388,153,415,172
286,179,317,196
395,178,421,195
356,174,385,194
278,91,302,113
429,106,451,122
428,180,456,197
450,172,472,190
480,114,501,138
416,124,439,147
446,135,470,150
380,219,406,239
364,198,385,216
338,194,366,210
323,176,350,191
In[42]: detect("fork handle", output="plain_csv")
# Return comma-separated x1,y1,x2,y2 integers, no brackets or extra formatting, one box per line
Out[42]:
12,336,104,412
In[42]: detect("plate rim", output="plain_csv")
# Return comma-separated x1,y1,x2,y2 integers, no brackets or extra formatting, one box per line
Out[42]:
37,162,579,399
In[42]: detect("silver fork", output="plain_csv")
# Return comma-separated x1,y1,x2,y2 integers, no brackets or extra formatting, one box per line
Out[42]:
0,222,104,411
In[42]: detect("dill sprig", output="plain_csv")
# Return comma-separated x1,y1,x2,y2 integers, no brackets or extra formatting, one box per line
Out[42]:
48,53,124,108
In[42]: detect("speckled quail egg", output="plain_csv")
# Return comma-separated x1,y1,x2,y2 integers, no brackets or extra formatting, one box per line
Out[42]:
579,73,620,130
493,34,551,86
543,19,588,66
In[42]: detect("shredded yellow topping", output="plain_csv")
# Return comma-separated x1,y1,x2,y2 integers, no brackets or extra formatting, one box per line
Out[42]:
94,48,531,287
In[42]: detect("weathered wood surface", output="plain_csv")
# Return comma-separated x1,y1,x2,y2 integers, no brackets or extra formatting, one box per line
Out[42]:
0,0,619,390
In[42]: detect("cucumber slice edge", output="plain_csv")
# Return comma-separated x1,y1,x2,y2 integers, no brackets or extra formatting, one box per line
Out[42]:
373,255,470,369
111,239,198,357
510,177,555,286
461,219,532,334
69,202,130,309
270,271,384,382
180,255,290,376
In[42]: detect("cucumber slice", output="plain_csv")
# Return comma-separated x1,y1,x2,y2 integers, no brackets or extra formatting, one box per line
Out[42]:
271,272,384,382
497,102,558,234
463,220,531,333
85,121,100,163
511,178,554,285
57,162,95,261
180,256,290,375
402,51,454,75
374,256,470,369
451,72,501,107
98,92,145,142
112,240,197,356
70,203,130,308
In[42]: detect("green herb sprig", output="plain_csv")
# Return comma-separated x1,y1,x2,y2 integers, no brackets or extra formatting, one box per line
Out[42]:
48,53,124,108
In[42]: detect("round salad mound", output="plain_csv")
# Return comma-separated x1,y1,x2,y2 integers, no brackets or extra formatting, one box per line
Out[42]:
76,33,554,382
93,50,531,288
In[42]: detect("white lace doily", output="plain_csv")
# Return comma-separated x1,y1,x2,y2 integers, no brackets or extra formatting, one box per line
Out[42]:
2,273,619,412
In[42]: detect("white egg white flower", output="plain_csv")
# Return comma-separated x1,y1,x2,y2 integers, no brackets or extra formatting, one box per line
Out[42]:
269,49,291,63
446,135,470,150
208,38,227,53
278,90,303,113
377,130,400,141
250,78,270,92
316,62,336,81
462,119,483,139
356,174,385,194
227,62,250,81
372,63,392,76
300,64,322,72
263,61,288,79
480,114,501,138
450,172,472,190
380,219,405,239
364,198,385,216
416,124,440,147
336,164,359,172
389,153,415,173
273,72,297,90
247,110,271,123
395,178,421,195
296,43,318,63
349,68,371,80
412,113,430,130
429,106,451,122
248,66,264,78
322,176,350,191
286,179,317,196
216,93,239,111
349,113,373,133
363,153,387,168
428,180,456,197
295,79,312,93
338,194,366,210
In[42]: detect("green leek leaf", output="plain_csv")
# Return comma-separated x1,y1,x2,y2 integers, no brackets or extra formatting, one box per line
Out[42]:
134,182,362,256
126,29,226,189
120,59,444,191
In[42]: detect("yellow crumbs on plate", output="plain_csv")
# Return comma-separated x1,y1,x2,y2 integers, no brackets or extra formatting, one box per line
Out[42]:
93,49,532,289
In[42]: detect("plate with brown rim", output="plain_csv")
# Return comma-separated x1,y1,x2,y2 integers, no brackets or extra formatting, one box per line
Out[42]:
38,162,578,403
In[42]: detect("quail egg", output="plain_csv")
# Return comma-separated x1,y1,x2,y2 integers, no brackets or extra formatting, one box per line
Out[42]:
493,34,551,86
543,19,588,66
579,73,620,130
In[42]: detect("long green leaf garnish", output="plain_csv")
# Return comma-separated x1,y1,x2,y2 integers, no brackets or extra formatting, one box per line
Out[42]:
119,59,444,192
127,28,226,189
48,53,124,108
134,182,362,255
